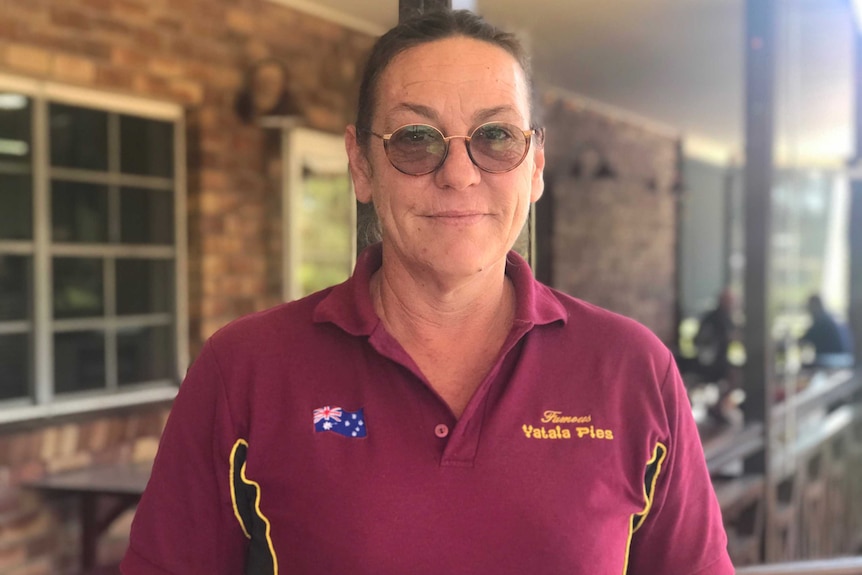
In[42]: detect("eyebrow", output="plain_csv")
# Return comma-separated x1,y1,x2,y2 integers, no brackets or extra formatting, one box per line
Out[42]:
386,103,523,128
387,103,439,123
473,105,521,124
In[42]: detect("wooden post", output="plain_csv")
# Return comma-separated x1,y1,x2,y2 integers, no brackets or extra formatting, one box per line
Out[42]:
744,0,777,562
399,0,451,21
850,29,862,365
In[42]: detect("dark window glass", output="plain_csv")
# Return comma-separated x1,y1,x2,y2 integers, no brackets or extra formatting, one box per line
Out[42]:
0,255,31,321
116,259,173,315
120,187,174,244
51,180,108,243
0,334,29,400
0,93,32,161
0,174,32,240
54,330,104,393
53,258,103,319
50,103,108,171
118,325,174,385
120,115,174,177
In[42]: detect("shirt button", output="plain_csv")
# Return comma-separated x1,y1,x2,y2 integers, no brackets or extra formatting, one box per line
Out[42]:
434,424,449,438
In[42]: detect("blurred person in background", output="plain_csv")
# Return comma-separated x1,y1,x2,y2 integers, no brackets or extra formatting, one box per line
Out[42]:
801,294,855,368
693,288,738,385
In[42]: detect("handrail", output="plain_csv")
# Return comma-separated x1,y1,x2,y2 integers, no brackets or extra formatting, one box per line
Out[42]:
771,369,858,422
735,557,862,574
703,421,765,473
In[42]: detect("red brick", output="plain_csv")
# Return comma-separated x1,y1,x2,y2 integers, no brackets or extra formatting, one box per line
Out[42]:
0,546,26,572
11,461,46,485
110,0,149,21
169,78,204,105
96,65,136,90
225,9,254,35
56,424,78,459
110,46,147,68
0,506,48,545
45,451,92,474
5,557,54,575
49,6,90,30
51,53,96,84
148,57,184,78
4,43,52,75
81,0,113,10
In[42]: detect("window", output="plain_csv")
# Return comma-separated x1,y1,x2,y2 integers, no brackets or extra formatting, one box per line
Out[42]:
0,75,187,423
283,127,355,301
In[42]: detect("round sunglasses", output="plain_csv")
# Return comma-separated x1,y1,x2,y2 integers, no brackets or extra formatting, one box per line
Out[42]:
366,122,541,176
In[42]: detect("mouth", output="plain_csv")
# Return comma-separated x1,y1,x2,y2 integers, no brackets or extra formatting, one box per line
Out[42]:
425,211,486,225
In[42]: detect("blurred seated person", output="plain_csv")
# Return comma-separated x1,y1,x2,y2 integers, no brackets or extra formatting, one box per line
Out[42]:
693,288,737,384
801,294,855,368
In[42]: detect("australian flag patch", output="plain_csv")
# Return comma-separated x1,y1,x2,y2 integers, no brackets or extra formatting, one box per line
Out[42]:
313,406,367,438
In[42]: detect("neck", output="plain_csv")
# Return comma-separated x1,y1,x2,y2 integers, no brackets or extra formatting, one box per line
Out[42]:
371,253,515,343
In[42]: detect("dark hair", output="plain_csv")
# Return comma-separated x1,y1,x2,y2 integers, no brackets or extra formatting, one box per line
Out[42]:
354,9,535,146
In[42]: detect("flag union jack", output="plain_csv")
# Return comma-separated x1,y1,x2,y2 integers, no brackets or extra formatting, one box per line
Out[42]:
313,406,342,424
312,406,367,438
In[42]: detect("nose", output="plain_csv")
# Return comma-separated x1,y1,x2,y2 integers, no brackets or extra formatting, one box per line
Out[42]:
434,137,481,190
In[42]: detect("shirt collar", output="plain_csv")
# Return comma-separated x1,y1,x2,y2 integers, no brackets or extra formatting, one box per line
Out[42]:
313,243,567,335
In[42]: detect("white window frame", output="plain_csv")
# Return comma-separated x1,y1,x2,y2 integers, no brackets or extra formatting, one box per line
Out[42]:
281,126,356,302
0,73,187,424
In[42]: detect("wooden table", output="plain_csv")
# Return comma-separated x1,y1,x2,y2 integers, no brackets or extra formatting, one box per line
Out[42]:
26,461,152,574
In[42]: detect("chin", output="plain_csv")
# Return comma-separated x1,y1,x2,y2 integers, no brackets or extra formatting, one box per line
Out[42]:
428,243,507,277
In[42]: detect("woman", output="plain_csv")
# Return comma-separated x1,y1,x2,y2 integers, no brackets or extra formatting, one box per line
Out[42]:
123,10,733,575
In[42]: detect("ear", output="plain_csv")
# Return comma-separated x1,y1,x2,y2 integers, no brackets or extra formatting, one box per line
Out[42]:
345,125,374,204
529,134,546,203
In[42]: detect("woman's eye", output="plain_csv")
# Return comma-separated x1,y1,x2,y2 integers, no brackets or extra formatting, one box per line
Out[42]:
395,127,437,145
480,126,514,141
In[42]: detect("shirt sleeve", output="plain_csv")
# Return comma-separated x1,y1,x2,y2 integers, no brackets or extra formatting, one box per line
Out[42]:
121,341,249,574
627,351,735,574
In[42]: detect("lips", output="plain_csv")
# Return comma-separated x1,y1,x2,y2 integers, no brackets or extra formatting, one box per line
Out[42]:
425,211,486,224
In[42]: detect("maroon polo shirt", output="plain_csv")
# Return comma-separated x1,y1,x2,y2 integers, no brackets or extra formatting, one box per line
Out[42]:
122,245,733,575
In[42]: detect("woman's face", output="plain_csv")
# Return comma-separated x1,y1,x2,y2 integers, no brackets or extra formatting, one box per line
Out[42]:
347,37,545,282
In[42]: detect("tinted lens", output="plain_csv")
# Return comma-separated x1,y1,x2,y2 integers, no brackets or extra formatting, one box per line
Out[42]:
386,125,446,175
469,122,529,172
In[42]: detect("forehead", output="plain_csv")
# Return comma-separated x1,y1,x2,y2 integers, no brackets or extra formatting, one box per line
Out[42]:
375,37,530,122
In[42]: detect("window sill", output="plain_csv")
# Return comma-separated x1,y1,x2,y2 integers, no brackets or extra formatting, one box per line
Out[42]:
0,385,178,430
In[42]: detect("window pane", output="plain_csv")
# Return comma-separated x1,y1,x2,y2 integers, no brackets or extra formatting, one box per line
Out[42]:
50,103,108,171
0,255,31,321
0,93,32,161
120,115,174,177
0,174,33,240
120,187,174,244
54,330,104,393
0,334,29,401
116,259,173,315
299,173,353,297
51,180,108,243
118,325,174,385
53,258,103,318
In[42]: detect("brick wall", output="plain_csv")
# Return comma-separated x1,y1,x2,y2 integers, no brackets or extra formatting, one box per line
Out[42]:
0,0,373,357
540,89,681,343
0,0,372,572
